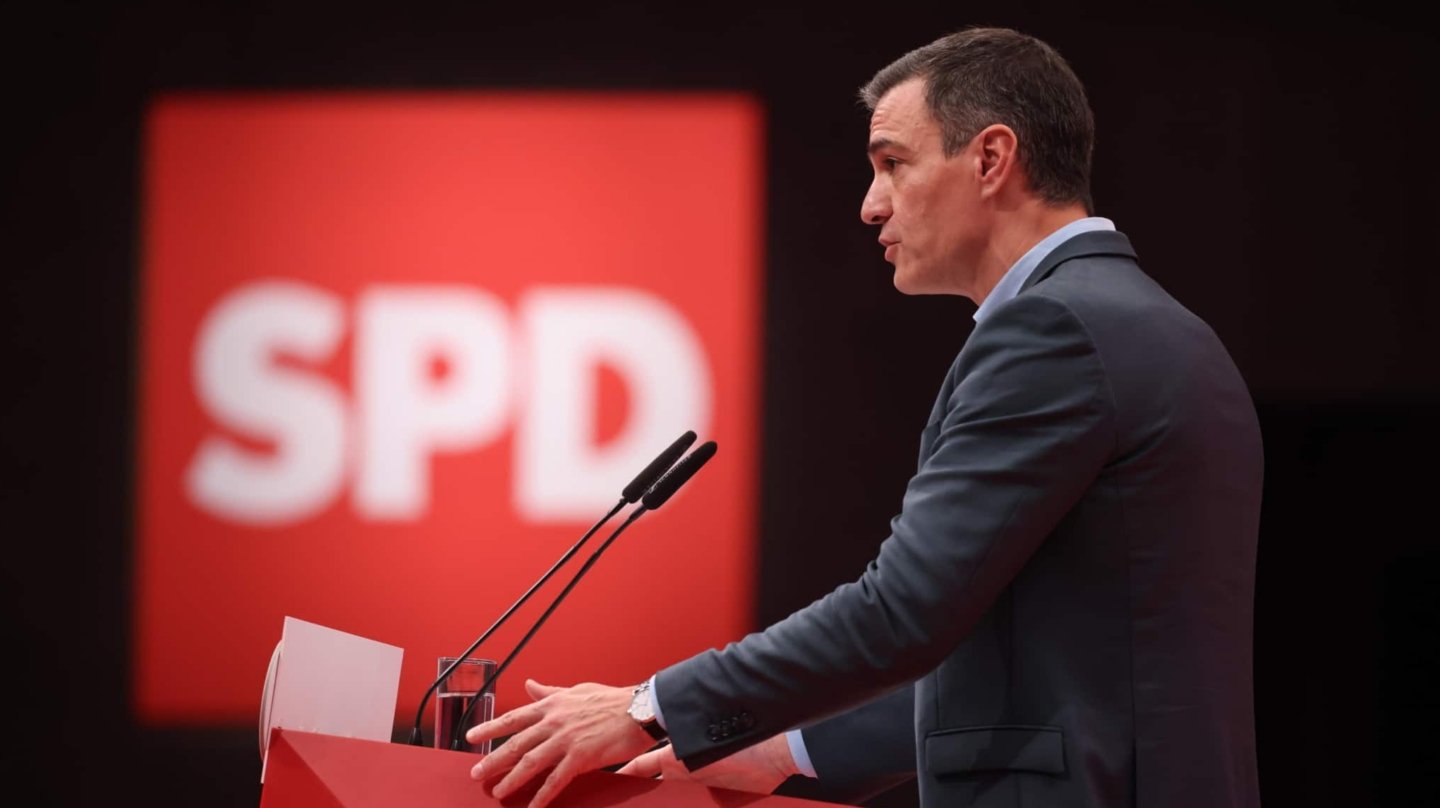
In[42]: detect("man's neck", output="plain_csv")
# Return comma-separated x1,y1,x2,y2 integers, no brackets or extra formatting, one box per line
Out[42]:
970,202,1090,306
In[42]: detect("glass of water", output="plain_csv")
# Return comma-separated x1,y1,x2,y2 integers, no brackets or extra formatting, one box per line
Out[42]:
435,656,498,753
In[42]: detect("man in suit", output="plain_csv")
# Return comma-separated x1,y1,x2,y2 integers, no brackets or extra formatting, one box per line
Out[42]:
466,26,1263,808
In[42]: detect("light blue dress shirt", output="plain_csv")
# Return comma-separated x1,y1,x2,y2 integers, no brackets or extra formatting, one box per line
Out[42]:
652,216,1118,779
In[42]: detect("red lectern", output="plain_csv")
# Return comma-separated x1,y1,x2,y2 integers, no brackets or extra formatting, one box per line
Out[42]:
261,729,848,807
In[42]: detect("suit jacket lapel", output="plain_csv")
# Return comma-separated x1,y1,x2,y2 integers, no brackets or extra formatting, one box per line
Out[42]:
923,231,1138,465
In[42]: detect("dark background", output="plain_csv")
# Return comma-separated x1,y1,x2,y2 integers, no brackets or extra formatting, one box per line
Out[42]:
3,1,1435,805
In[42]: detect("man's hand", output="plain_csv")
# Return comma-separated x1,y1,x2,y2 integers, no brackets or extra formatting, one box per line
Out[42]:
616,732,799,794
466,679,655,807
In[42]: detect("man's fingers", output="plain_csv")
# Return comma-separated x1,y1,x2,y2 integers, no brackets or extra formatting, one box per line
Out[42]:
616,748,664,779
492,737,563,801
524,678,564,701
529,756,583,808
465,680,647,801
472,723,547,782
468,702,542,745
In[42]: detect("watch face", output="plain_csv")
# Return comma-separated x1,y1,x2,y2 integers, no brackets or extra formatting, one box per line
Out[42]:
630,687,655,722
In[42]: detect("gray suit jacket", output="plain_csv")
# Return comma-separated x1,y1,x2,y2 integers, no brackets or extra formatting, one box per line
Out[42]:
655,231,1263,807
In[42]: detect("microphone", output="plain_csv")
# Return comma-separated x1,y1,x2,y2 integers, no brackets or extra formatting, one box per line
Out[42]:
642,440,716,509
407,430,697,746
448,440,718,750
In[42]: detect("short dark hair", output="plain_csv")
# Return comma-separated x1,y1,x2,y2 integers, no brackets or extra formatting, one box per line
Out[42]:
860,27,1095,213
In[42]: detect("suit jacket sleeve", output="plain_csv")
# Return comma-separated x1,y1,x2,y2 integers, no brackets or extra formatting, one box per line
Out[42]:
654,291,1117,770
780,683,917,804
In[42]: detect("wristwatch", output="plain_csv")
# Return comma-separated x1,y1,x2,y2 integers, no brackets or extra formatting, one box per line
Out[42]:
627,681,668,741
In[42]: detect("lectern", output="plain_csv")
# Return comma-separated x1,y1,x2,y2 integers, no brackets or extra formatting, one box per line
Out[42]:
260,728,848,807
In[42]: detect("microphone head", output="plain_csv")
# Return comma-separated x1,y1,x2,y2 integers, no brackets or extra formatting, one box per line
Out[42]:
641,441,717,510
622,431,697,503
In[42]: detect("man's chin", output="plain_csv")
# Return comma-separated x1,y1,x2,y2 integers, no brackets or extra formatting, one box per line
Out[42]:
892,265,961,297
891,268,927,296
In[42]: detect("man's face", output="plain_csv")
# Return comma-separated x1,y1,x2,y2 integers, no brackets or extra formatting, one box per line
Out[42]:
861,78,987,297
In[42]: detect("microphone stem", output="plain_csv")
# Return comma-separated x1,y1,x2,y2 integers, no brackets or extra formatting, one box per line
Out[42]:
409,498,626,746
449,506,649,750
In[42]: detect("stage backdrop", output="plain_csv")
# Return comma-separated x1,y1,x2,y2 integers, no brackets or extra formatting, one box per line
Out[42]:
134,93,763,725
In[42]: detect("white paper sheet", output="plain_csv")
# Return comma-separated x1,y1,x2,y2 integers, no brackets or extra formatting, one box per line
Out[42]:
259,616,404,782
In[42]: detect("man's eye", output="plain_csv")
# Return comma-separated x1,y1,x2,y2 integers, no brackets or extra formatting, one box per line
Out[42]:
884,157,900,169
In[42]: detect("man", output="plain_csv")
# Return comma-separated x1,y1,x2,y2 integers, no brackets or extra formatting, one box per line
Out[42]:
467,26,1263,808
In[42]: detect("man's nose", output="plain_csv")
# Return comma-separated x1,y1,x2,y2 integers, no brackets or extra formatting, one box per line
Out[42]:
860,180,890,225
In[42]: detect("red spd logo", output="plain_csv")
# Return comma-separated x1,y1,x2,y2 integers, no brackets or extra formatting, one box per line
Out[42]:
136,94,762,724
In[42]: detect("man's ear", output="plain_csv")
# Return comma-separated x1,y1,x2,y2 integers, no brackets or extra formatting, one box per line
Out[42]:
975,124,1019,198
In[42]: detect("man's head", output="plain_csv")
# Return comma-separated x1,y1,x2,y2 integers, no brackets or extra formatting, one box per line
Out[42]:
858,27,1095,297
